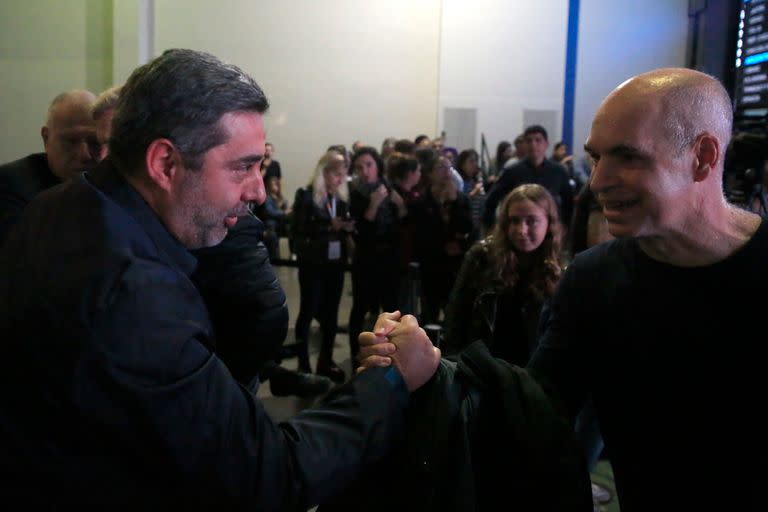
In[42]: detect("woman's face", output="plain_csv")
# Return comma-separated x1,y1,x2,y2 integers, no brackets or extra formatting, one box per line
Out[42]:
463,154,479,176
404,165,422,190
506,198,550,254
431,157,452,185
267,178,280,195
324,160,347,194
354,153,379,185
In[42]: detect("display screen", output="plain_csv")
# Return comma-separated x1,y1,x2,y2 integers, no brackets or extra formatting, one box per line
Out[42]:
735,0,768,111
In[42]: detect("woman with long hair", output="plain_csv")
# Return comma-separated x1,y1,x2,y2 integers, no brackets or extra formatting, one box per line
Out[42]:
291,150,354,382
442,183,563,364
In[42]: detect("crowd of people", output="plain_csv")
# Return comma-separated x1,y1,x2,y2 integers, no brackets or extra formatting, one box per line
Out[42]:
1,47,766,511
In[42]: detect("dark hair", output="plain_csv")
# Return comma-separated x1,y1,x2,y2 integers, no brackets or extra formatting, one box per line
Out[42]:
414,134,430,145
495,141,512,168
554,141,566,151
386,152,419,183
523,124,548,141
413,148,438,192
110,49,269,173
456,149,479,177
351,146,385,181
394,138,416,155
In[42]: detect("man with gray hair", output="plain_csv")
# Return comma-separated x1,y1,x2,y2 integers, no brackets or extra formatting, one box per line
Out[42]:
0,49,440,508
0,89,98,244
360,67,768,511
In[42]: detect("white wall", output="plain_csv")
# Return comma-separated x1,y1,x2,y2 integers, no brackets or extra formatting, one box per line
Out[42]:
0,0,692,194
572,0,689,158
438,0,569,158
152,0,441,199
0,0,112,162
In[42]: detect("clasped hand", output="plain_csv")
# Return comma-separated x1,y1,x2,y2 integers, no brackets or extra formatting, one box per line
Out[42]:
356,311,441,392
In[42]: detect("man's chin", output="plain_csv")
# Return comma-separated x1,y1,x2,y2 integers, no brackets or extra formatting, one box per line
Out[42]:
189,228,228,250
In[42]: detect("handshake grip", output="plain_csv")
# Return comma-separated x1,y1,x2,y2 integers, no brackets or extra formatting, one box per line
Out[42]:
357,312,441,392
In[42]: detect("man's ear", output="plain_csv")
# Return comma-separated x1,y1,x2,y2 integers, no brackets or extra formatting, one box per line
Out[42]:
145,139,181,192
41,126,49,148
692,133,720,183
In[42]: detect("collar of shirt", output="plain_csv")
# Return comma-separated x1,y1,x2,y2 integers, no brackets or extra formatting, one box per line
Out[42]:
84,159,198,276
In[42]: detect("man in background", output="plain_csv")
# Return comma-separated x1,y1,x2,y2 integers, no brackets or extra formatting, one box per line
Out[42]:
0,89,97,244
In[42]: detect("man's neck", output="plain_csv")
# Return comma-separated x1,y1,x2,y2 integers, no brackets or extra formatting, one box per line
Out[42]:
638,204,761,267
528,156,545,168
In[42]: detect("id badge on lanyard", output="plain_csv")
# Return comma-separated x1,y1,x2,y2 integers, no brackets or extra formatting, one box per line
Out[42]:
327,196,341,260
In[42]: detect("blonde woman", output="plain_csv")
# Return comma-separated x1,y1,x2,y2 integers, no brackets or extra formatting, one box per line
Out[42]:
291,150,354,382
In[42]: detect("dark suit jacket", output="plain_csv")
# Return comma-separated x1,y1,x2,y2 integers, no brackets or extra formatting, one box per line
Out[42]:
0,152,60,246
0,160,408,510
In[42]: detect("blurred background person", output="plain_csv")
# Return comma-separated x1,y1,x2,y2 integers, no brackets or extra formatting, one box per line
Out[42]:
386,152,422,315
457,148,486,242
411,153,472,325
0,89,98,245
261,174,291,261
291,150,354,382
488,140,513,184
347,147,406,370
260,141,282,180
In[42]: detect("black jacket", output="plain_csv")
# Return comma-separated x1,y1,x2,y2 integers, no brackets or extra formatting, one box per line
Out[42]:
192,214,288,384
291,186,351,266
0,161,409,510
320,341,591,511
0,152,60,246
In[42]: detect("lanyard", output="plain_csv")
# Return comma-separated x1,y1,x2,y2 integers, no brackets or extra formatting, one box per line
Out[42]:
326,195,337,218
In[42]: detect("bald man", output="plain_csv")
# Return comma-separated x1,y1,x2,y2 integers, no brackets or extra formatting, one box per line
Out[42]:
361,68,768,511
0,89,98,245
529,68,766,510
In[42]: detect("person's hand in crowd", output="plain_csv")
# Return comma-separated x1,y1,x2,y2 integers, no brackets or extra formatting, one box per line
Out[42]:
356,311,440,392
370,184,389,208
390,189,407,218
341,218,356,232
330,217,343,231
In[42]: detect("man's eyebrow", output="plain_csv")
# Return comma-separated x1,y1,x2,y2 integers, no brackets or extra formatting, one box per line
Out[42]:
227,154,263,167
584,143,652,162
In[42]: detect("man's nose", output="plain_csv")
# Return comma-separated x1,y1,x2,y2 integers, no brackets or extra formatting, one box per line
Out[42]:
589,158,614,194
243,170,266,205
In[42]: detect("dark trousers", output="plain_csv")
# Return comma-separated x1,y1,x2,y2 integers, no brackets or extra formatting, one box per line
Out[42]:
348,261,399,360
420,269,455,325
294,264,345,371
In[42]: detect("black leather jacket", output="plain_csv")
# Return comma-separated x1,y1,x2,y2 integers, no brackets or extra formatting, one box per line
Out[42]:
442,240,547,362
192,214,288,383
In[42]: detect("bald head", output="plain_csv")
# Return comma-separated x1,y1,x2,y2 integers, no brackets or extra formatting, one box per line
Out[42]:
586,68,735,241
42,89,98,180
604,68,732,162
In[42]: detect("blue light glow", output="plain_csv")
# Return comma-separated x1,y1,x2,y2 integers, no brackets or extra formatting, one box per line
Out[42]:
744,52,768,66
